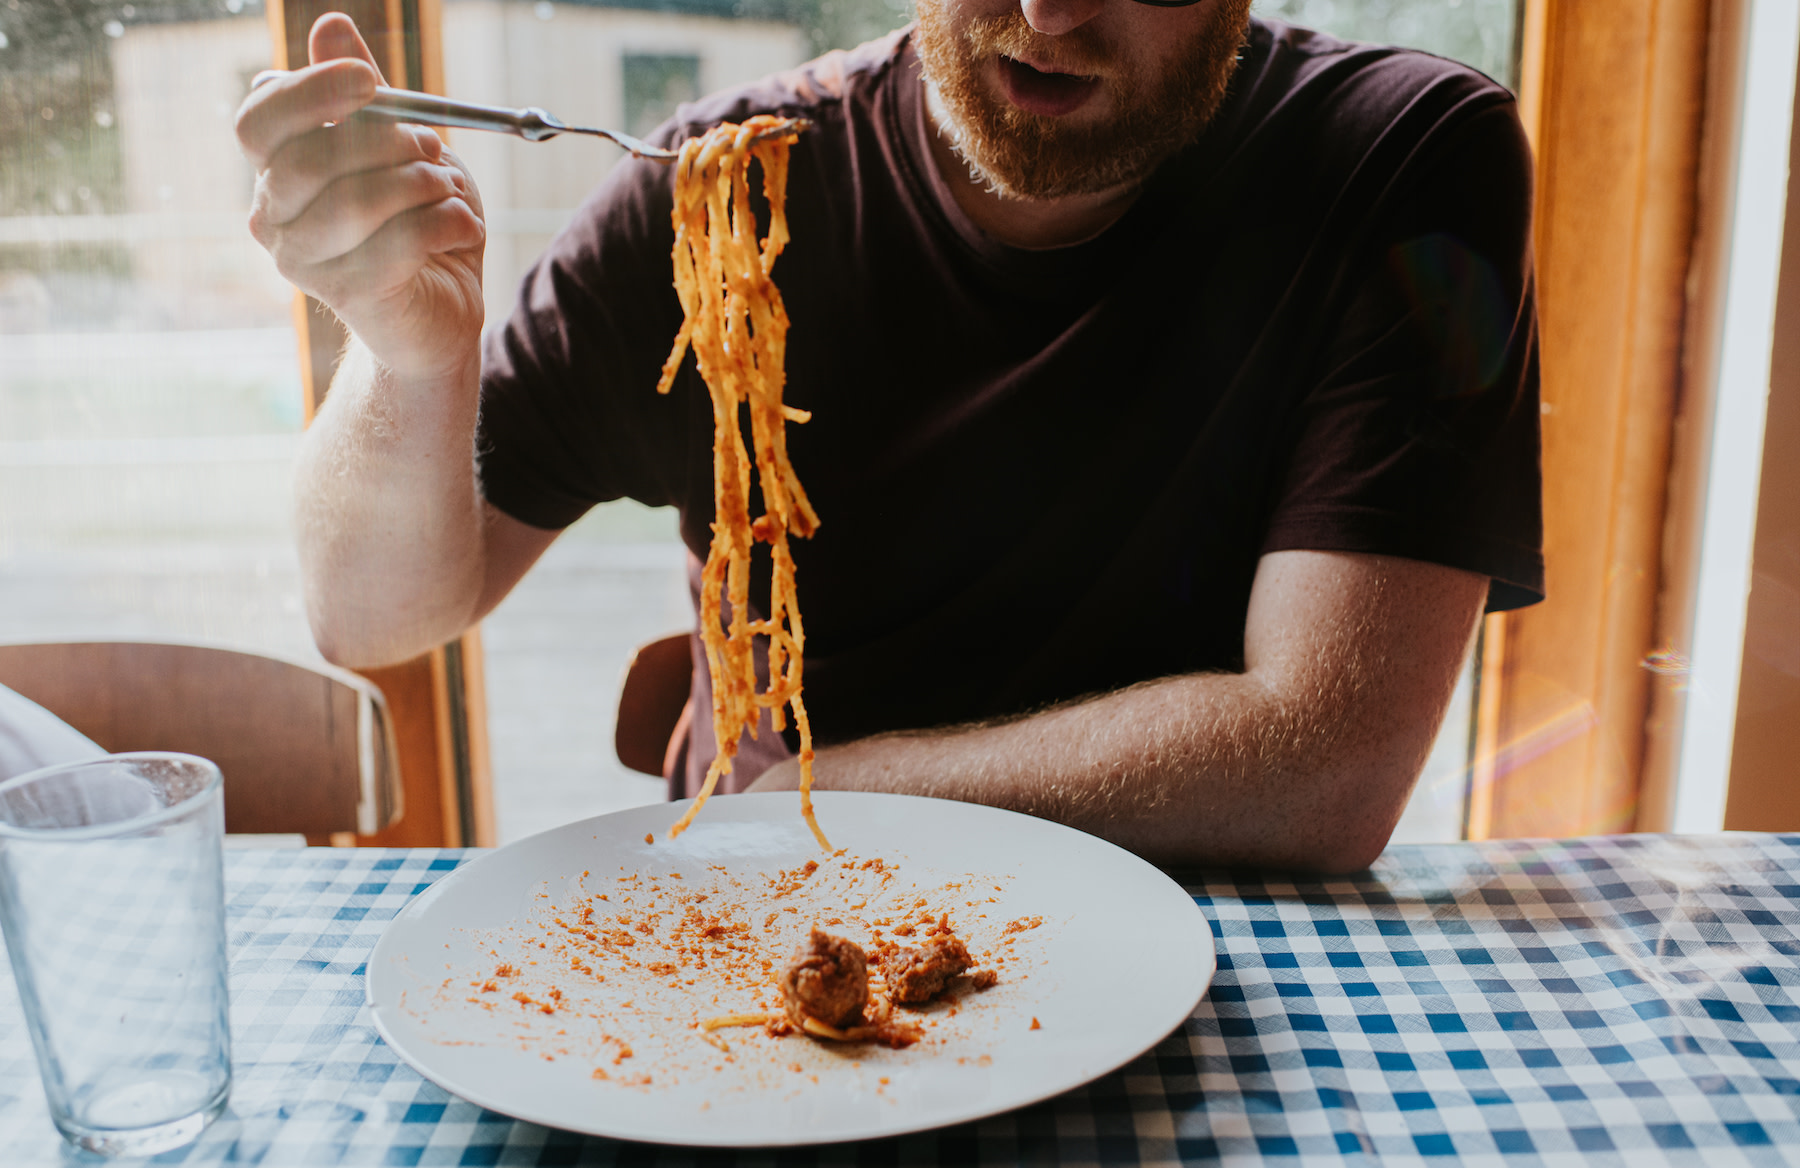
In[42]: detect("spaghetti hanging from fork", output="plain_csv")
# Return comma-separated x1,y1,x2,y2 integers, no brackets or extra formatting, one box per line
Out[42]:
657,117,828,851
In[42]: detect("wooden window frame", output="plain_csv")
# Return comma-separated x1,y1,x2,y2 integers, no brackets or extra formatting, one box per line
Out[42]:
1468,0,1752,838
265,0,493,848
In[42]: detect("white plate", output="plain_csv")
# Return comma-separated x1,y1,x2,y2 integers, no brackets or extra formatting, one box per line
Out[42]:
366,791,1214,1146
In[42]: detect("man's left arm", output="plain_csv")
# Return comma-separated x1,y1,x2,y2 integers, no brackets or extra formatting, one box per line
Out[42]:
748,548,1487,872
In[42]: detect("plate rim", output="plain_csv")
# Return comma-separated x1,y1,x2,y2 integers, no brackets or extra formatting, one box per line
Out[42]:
366,791,1215,1147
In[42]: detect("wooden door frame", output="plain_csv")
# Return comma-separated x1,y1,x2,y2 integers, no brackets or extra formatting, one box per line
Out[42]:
1468,0,1715,838
266,0,494,848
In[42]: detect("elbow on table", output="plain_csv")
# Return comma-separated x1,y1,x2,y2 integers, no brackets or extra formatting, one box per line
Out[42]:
1248,770,1410,875
1304,827,1393,876
1292,765,1418,874
1230,823,1392,877
1151,801,1398,876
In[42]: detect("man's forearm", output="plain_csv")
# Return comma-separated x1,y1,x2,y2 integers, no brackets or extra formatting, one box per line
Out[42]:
295,338,487,667
769,668,1427,873
748,551,1488,873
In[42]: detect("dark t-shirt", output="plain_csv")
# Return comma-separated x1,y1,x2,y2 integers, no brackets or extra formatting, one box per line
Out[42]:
477,19,1544,790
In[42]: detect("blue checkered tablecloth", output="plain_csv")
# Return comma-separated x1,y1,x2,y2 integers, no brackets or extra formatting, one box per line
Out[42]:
4,835,1800,1165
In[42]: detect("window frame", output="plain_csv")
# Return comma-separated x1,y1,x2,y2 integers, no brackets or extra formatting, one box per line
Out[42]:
1468,0,1716,837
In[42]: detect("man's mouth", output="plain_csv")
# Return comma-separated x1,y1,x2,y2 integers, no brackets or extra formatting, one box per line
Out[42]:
997,55,1101,118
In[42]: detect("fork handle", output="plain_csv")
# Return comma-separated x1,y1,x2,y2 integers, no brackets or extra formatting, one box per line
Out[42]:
360,88,565,140
249,71,563,140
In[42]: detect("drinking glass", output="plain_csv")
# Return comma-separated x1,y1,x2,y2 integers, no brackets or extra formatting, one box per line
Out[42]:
0,753,232,1156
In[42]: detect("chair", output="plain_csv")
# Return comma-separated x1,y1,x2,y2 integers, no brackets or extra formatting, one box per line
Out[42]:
0,640,402,837
616,632,693,777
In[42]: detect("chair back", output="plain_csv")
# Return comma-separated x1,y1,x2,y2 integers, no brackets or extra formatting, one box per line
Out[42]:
0,640,402,836
616,632,694,777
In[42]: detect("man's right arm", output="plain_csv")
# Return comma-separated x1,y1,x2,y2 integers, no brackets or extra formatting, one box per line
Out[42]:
236,13,552,667
293,341,557,667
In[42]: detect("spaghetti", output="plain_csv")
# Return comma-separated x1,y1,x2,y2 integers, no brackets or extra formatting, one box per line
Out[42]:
657,117,829,850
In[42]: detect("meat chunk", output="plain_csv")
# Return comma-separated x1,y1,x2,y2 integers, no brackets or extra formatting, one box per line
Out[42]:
885,934,972,1004
781,927,868,1029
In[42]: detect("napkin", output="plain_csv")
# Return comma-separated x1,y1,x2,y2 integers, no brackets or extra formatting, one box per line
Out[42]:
0,683,106,783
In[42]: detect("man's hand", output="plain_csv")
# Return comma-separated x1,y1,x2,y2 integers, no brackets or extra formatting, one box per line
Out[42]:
747,550,1488,873
236,13,485,383
236,14,552,668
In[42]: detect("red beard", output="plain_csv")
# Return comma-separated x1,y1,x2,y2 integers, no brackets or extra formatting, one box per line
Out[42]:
914,0,1250,200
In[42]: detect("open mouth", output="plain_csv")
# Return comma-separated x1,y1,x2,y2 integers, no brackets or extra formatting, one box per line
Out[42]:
997,55,1101,118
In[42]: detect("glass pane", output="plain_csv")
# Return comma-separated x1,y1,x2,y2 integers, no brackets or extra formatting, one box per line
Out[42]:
0,4,314,664
1252,0,1522,89
621,53,699,139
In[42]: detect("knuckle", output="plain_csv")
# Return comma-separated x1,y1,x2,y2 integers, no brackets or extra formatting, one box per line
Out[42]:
453,200,486,247
429,199,485,254
425,165,459,203
413,127,446,160
246,199,276,246
403,160,443,193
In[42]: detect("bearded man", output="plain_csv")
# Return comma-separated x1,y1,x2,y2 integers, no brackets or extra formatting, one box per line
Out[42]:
237,0,1541,871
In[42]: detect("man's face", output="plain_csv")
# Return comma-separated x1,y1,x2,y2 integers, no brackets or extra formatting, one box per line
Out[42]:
914,0,1252,200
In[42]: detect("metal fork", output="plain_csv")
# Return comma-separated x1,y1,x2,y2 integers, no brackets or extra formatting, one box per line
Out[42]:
250,71,807,162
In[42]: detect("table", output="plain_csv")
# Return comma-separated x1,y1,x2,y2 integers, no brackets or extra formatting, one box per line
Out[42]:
4,835,1800,1165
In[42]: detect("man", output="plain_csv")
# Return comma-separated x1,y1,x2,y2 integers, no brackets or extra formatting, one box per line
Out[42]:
236,0,1541,872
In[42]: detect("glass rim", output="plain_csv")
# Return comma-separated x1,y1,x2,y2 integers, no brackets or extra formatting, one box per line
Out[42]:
0,752,223,843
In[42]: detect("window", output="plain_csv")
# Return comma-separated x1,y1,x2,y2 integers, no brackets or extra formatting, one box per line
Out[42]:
0,0,1530,847
622,52,699,139
0,1,311,664
1252,0,1521,88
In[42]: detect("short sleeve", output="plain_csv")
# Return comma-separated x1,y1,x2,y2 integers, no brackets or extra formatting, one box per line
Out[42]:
476,155,696,531
1259,100,1544,612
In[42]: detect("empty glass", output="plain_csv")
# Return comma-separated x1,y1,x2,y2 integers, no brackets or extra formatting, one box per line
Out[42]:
0,753,232,1156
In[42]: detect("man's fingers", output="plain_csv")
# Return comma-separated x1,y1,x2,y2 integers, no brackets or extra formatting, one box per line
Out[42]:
303,199,485,302
268,161,471,268
308,12,385,81
235,12,385,168
235,58,378,168
257,122,441,226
